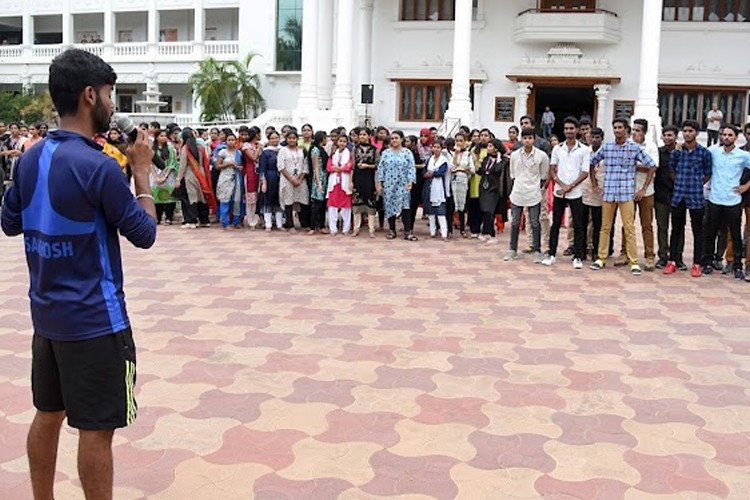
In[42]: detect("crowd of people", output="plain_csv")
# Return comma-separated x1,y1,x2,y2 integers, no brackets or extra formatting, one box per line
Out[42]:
3,113,749,282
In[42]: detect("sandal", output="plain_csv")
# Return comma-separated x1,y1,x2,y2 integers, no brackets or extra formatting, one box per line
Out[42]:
386,231,397,240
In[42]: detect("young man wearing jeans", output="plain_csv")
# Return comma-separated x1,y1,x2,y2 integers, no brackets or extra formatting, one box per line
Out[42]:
543,116,590,268
589,117,657,275
723,122,750,280
663,120,713,277
505,128,550,263
701,124,750,280
655,125,683,269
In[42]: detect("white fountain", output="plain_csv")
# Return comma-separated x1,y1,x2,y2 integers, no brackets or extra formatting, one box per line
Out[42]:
129,78,177,126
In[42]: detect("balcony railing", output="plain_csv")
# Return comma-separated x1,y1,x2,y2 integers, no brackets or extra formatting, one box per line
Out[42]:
0,46,23,58
73,43,103,56
158,42,194,57
204,41,239,56
514,8,621,44
32,45,64,59
113,42,149,57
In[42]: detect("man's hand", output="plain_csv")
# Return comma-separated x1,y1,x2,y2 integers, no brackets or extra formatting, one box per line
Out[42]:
733,184,749,194
634,188,646,202
127,128,154,178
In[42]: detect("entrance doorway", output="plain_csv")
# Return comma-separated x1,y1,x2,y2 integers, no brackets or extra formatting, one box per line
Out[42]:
532,86,595,139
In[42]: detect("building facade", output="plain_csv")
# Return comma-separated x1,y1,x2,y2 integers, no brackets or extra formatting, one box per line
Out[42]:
0,0,748,138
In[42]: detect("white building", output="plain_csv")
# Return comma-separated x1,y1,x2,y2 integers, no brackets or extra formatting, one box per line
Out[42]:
0,0,748,139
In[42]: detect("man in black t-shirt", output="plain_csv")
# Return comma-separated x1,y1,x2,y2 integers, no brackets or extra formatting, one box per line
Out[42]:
654,125,684,270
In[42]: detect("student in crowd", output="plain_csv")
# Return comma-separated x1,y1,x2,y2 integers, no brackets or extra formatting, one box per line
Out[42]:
543,116,590,268
701,124,750,279
215,132,245,229
724,122,750,280
258,130,284,231
451,132,474,237
589,117,656,275
423,141,450,240
655,125,682,269
468,129,491,237
663,120,712,277
478,138,510,246
506,128,549,263
176,128,215,228
326,135,354,236
151,128,179,225
611,118,659,271
308,131,329,235
353,127,380,238
240,127,261,229
278,129,309,231
378,130,417,241
581,127,605,261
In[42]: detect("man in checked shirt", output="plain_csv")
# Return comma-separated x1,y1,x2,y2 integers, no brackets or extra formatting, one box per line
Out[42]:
588,117,657,275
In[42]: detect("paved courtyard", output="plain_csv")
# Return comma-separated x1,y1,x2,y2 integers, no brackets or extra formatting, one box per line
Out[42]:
1,220,749,499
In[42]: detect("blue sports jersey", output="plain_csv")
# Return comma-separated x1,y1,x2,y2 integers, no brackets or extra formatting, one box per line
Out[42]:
1,130,156,341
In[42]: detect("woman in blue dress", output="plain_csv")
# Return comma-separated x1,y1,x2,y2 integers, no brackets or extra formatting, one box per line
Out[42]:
377,130,417,241
258,130,283,231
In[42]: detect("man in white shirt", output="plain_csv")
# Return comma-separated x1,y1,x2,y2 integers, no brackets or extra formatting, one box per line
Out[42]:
706,103,723,147
505,128,550,263
543,117,591,268
542,106,555,139
612,118,659,271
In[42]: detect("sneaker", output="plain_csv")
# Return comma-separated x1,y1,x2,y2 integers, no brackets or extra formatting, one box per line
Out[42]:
614,254,628,267
746,272,750,283
690,264,702,277
675,260,688,271
572,258,583,269
701,265,713,276
722,263,733,275
541,255,556,266
734,268,745,280
485,237,499,245
532,251,543,264
630,265,642,276
198,222,211,228
470,233,479,239
663,261,677,274
503,250,518,261
590,259,605,270
713,260,724,272
644,257,656,272
478,235,488,242
655,258,668,269
563,247,574,256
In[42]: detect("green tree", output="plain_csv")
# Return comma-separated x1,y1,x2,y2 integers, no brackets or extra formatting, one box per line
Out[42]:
0,90,56,125
188,54,265,123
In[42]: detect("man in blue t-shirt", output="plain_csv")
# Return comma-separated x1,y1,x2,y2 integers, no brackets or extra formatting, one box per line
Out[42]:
1,49,156,499
702,124,750,279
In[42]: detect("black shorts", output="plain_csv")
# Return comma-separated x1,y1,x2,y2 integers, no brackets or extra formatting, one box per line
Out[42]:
32,328,137,430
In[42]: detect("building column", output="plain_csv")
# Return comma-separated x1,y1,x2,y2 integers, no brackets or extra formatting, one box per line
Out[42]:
148,5,158,57
634,0,662,138
515,81,533,122
357,0,375,108
296,0,320,112
194,2,204,58
594,84,611,129
62,6,72,46
103,11,114,58
445,0,473,125
332,0,355,122
22,2,32,59
472,82,483,127
316,0,334,109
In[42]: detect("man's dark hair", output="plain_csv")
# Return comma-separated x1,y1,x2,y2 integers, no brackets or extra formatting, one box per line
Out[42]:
579,117,593,127
563,116,579,127
612,117,629,128
139,122,149,129
520,115,535,126
743,122,750,133
681,120,700,132
721,124,740,136
663,125,680,135
521,128,535,138
150,121,161,129
590,127,604,138
633,118,649,130
429,126,437,132
48,49,117,117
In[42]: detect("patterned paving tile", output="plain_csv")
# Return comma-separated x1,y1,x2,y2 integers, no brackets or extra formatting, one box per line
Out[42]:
1,221,748,498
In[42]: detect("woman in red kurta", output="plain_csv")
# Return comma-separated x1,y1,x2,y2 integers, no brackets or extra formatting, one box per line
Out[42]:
326,135,354,235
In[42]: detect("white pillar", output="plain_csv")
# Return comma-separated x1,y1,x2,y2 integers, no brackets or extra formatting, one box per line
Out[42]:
148,6,158,57
296,0,320,112
472,82,483,127
194,3,204,58
22,4,32,46
515,81,533,122
103,11,114,58
357,0,375,91
62,10,72,46
634,0,662,138
445,0,473,125
594,84,611,129
316,0,334,109
332,0,355,119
